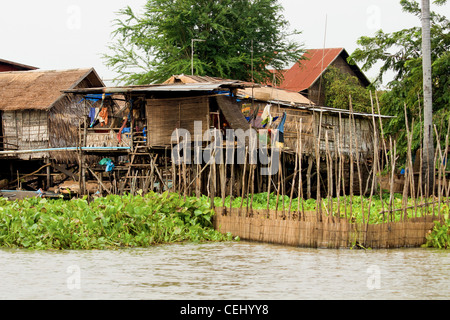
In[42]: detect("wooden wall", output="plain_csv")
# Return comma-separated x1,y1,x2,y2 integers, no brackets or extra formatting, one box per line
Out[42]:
240,101,375,159
305,54,368,105
2,110,49,160
146,96,210,147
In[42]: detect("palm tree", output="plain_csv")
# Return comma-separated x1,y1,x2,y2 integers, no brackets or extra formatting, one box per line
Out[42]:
422,0,434,196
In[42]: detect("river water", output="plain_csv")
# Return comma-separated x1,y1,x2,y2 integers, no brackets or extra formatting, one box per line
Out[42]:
0,241,448,300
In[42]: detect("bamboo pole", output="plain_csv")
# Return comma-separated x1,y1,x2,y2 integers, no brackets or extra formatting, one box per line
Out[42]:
298,120,305,221
249,164,256,216
314,111,323,222
288,125,299,217
229,146,235,215
171,137,176,193
443,118,450,201
349,96,364,224
404,104,417,218
434,124,444,221
371,92,386,220
417,100,424,217
348,106,354,222
266,145,272,217
281,152,286,218
306,156,313,199
240,146,248,212
389,137,397,222
324,131,331,220
367,91,380,226
338,112,347,221
183,132,188,201
275,149,281,216
330,119,340,221
211,146,217,210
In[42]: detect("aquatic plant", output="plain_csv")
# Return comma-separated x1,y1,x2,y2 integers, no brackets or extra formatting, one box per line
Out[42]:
424,219,450,249
0,192,233,250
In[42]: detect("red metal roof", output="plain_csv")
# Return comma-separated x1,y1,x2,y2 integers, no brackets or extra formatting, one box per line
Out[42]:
278,48,345,92
0,58,38,72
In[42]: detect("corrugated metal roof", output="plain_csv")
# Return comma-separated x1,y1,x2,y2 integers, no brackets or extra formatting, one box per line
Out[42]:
279,48,345,92
163,74,256,87
135,82,238,91
64,80,250,94
237,86,314,105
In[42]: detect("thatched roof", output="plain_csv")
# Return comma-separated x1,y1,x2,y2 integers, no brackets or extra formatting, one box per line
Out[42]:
0,68,104,111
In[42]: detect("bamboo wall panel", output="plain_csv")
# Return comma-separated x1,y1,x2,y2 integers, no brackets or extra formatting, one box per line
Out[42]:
146,96,209,147
2,110,49,160
213,207,436,249
245,102,374,158
85,131,132,148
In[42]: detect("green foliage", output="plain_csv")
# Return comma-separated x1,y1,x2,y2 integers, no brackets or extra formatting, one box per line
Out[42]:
424,219,450,249
350,0,449,164
323,65,374,113
103,0,304,85
0,192,233,250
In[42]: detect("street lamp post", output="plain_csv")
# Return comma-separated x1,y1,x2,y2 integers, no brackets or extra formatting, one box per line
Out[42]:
191,38,206,75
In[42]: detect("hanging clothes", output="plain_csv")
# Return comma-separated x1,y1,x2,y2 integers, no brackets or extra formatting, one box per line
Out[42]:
98,107,108,127
99,158,114,172
261,104,272,127
277,112,287,145
89,107,96,126
277,112,287,133
105,160,115,172
117,117,128,143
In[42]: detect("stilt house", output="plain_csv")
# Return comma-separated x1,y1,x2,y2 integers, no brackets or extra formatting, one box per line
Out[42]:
0,68,105,162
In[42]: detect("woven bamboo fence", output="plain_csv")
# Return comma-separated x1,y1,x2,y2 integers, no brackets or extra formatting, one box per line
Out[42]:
213,208,438,249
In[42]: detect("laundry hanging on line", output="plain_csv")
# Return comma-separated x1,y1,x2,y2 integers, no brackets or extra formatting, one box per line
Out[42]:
98,107,108,127
277,112,287,144
261,104,273,127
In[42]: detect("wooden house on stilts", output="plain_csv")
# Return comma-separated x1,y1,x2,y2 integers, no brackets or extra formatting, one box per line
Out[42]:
64,78,253,196
164,75,392,198
63,74,391,200
0,68,105,192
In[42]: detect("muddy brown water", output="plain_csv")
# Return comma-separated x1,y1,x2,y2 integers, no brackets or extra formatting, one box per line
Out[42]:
0,241,448,299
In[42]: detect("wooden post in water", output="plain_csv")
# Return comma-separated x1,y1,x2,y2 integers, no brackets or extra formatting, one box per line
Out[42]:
348,107,354,222
240,146,248,214
288,125,299,217
349,96,364,224
229,146,235,214
275,149,281,217
314,111,323,222
389,137,397,222
338,112,347,221
298,120,305,220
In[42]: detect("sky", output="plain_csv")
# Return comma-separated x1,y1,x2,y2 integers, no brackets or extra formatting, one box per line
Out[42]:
1,0,449,86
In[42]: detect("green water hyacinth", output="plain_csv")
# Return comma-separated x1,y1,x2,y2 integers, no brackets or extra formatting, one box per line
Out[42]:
0,192,233,250
424,219,450,249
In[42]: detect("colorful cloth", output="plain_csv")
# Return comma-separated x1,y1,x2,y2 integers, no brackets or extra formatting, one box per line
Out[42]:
98,107,108,127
